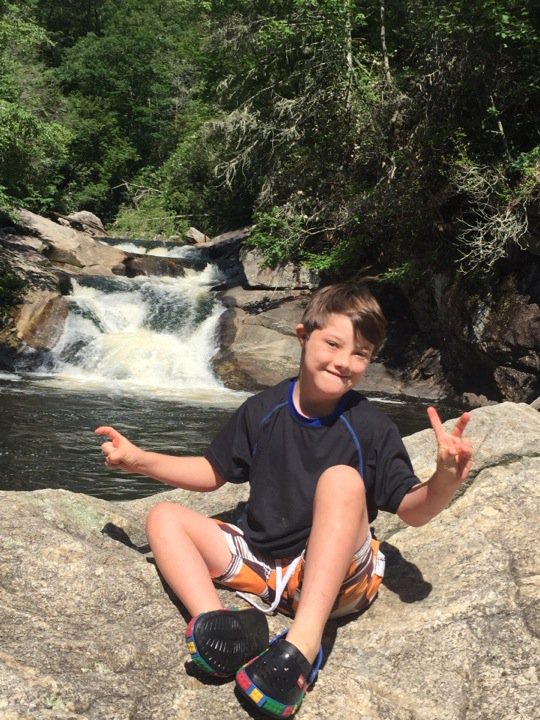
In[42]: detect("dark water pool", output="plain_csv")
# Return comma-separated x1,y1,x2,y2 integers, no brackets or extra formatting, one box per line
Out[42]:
0,374,457,500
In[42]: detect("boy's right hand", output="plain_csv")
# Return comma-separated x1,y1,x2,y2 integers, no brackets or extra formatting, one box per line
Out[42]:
95,426,145,473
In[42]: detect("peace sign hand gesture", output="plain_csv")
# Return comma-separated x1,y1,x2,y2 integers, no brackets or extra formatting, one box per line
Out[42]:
427,406,473,486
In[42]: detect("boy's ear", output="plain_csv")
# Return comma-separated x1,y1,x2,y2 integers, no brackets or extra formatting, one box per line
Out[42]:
296,323,307,344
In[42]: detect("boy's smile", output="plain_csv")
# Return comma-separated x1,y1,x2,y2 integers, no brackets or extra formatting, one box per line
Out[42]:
293,313,374,417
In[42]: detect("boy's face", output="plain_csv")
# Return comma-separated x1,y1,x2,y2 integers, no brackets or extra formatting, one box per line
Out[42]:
296,313,374,406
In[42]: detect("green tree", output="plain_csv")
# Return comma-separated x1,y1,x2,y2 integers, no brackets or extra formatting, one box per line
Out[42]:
2,0,537,272
193,0,540,279
55,0,207,219
35,0,111,64
361,0,540,276
192,0,387,271
0,0,71,211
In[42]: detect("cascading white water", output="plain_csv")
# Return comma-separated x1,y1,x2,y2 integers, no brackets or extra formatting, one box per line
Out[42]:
43,260,234,401
108,238,203,261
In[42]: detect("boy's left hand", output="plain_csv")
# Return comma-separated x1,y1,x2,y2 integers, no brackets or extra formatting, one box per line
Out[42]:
428,406,473,485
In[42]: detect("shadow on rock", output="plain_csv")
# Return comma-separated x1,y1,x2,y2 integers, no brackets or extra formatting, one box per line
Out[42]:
184,660,233,686
380,540,432,603
101,522,150,554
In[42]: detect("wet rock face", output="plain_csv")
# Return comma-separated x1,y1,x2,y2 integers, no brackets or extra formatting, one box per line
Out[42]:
14,290,69,350
440,256,540,404
0,402,539,720
0,232,68,294
0,231,72,365
120,254,187,278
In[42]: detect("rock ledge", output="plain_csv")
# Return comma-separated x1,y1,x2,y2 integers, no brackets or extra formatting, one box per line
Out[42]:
1,402,538,719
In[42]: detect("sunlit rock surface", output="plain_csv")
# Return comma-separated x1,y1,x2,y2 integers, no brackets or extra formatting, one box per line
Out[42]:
1,402,538,719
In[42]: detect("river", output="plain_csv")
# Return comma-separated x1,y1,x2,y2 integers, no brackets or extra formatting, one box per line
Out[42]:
0,240,443,500
0,373,437,500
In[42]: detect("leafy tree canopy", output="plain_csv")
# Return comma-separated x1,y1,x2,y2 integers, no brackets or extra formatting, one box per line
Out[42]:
1,0,538,279
0,0,71,211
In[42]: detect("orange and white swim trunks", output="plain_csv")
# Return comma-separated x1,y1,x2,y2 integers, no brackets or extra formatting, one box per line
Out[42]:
212,520,385,619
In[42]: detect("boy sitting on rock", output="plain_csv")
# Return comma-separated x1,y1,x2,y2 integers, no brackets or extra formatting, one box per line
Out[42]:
96,282,472,718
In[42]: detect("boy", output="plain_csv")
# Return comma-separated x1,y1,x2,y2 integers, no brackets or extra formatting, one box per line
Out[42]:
96,283,472,718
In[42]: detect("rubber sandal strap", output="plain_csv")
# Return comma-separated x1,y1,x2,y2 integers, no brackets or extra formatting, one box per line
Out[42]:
269,629,324,684
308,645,324,683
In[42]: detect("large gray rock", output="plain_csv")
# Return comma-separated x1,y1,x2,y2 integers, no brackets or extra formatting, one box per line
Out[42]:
65,211,107,237
241,247,320,290
0,233,68,293
14,290,69,350
16,209,125,276
0,232,72,358
212,288,307,389
1,402,538,719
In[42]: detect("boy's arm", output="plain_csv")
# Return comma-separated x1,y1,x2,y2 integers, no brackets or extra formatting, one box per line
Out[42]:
396,407,473,527
95,426,225,492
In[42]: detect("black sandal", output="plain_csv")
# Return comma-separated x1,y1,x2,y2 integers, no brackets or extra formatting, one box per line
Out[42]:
236,632,323,717
185,607,269,678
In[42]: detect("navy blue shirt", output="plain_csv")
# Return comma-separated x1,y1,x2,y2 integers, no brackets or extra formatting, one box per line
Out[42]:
205,378,420,557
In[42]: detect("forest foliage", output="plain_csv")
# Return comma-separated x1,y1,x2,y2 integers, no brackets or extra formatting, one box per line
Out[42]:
1,0,539,281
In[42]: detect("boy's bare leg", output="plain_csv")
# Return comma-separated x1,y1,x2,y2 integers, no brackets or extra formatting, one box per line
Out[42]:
146,502,233,617
286,465,369,664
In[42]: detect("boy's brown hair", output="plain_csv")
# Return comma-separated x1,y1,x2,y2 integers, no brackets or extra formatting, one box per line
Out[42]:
301,283,387,353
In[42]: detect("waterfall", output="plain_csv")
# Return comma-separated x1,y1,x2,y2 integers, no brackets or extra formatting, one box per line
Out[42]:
37,253,236,402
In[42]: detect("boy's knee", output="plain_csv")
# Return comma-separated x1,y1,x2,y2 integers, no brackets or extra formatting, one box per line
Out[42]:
316,465,366,504
146,501,182,538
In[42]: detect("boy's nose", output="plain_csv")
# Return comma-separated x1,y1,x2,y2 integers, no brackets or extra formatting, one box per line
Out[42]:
333,350,350,369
